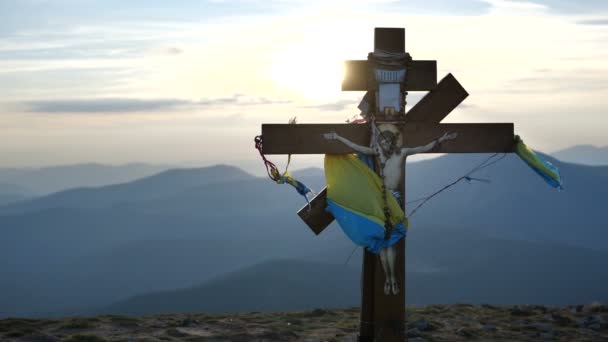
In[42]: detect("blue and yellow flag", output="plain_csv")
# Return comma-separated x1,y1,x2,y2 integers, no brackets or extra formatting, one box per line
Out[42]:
515,135,563,190
325,154,407,254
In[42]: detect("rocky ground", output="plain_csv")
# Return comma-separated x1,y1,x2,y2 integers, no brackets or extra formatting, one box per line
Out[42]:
1,304,607,341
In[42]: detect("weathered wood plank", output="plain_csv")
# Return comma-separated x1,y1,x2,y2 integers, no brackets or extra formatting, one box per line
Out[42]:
262,123,515,154
342,60,370,91
298,186,331,234
262,123,370,155
408,60,438,91
405,73,468,123
297,188,334,235
342,60,437,91
403,123,515,153
375,27,405,53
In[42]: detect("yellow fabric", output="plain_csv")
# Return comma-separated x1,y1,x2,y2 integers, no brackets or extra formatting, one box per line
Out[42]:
324,154,407,228
515,137,560,183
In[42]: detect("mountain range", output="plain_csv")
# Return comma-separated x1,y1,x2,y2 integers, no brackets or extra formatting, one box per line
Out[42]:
552,144,608,166
1,151,607,318
0,163,172,196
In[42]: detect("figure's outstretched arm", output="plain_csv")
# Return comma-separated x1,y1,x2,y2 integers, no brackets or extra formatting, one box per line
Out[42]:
323,132,374,155
403,132,458,156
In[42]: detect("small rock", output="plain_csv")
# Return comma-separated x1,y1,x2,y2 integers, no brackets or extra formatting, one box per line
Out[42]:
531,322,554,332
310,308,327,316
482,324,497,332
408,338,427,342
456,327,477,337
19,335,59,342
481,303,499,310
570,305,584,313
511,305,534,316
539,331,556,340
583,303,608,313
407,327,421,338
550,312,574,326
408,318,430,331
578,315,605,331
180,318,197,327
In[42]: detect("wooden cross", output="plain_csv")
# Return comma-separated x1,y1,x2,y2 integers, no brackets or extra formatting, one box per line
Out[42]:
260,28,514,341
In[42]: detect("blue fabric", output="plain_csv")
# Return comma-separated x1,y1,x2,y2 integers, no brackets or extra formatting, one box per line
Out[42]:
356,153,375,170
327,199,406,254
524,157,562,189
514,136,563,190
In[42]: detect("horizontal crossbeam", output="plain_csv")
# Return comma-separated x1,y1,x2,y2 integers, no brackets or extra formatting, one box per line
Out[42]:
262,123,515,155
342,60,437,91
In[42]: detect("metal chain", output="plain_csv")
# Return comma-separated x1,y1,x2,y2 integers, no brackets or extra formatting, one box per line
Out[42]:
370,118,393,241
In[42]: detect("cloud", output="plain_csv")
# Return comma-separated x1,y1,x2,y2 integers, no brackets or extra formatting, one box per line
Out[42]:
577,19,608,26
501,73,608,94
299,99,357,112
0,1,283,36
163,47,183,55
456,103,478,110
24,95,291,113
510,0,608,13
379,0,491,15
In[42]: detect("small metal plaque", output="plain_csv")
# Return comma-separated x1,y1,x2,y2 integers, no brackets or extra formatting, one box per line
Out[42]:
375,69,406,83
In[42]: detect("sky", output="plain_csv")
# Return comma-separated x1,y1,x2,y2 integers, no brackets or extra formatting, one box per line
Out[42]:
0,0,607,169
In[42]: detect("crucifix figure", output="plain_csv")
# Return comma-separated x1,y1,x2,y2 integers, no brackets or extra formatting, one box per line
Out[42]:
259,28,515,341
323,125,457,295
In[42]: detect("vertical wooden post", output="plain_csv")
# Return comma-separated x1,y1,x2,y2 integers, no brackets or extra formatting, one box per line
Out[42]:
360,28,409,341
358,250,375,341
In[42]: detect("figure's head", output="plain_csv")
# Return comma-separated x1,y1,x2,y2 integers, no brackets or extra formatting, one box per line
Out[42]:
377,124,402,154
379,130,397,151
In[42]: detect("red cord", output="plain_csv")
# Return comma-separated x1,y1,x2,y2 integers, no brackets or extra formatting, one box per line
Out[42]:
254,135,281,182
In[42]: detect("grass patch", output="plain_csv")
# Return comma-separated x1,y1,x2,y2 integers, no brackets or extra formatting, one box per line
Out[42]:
0,318,38,333
61,334,107,342
60,318,96,330
105,315,140,327
5,326,36,337
334,319,358,331
165,327,189,338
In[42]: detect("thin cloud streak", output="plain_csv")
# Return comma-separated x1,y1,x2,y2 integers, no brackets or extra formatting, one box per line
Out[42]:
577,19,608,26
24,95,291,113
298,99,358,112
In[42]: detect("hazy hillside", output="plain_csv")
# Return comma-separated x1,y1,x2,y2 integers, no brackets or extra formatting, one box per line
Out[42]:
553,145,608,166
103,260,361,315
0,163,173,195
0,164,253,214
0,182,30,205
103,229,608,316
1,157,607,318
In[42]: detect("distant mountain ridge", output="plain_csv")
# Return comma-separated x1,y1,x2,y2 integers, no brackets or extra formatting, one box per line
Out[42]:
553,144,608,166
0,164,253,214
0,163,174,195
1,156,607,318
